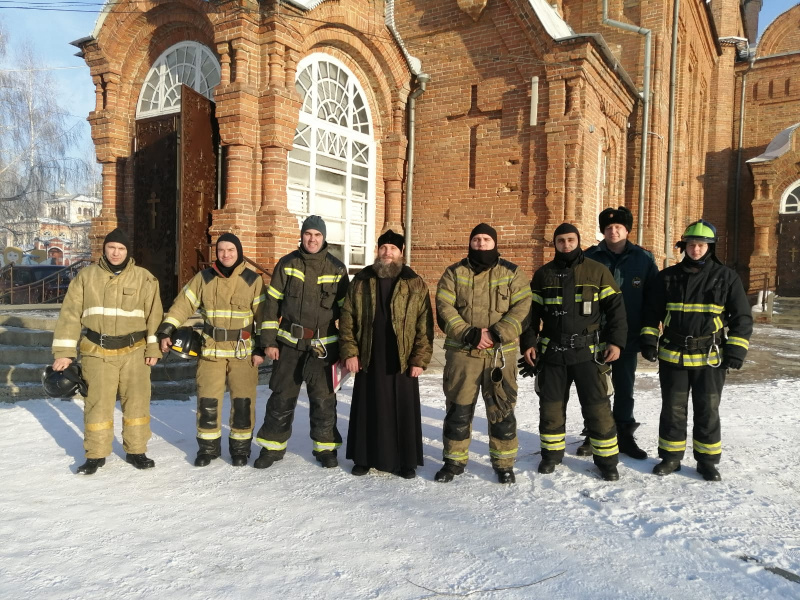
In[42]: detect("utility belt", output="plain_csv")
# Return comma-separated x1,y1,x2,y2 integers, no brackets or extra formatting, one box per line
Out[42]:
664,328,718,350
202,323,251,342
549,332,597,351
283,321,317,340
85,329,146,350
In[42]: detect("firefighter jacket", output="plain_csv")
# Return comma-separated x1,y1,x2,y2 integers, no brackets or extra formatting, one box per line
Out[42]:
584,240,659,353
160,262,266,359
52,258,163,360
262,244,349,351
436,257,532,357
520,253,627,366
339,265,434,374
640,257,752,368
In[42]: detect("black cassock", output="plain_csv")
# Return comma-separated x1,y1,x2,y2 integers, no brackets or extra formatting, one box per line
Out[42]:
346,276,423,472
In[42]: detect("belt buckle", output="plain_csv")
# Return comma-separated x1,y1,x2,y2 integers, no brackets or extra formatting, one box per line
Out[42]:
684,335,693,349
290,323,305,340
568,333,579,349
99,333,107,349
212,326,227,342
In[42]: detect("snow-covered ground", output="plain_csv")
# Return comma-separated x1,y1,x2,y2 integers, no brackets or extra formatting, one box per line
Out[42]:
2,331,800,599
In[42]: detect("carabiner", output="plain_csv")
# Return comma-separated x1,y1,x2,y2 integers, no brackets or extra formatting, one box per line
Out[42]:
234,336,248,360
707,343,722,368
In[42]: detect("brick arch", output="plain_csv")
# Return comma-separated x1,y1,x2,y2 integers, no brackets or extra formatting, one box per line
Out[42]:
757,5,800,58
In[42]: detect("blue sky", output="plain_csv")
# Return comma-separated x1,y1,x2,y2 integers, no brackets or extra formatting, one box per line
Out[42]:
0,1,797,151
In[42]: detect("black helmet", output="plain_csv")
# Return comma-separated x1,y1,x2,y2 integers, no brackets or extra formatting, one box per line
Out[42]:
169,327,203,359
42,363,88,398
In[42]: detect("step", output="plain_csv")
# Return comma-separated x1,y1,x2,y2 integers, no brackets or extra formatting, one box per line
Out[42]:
0,345,54,364
0,326,54,347
0,310,60,331
0,380,197,402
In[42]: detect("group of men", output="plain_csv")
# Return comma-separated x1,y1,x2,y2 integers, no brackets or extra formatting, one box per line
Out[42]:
50,207,752,484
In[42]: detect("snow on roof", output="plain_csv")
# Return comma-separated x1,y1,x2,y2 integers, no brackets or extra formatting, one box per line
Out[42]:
528,0,575,40
747,122,800,164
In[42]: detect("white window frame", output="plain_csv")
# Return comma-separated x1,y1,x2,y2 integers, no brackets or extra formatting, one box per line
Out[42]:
136,41,221,118
780,180,800,214
287,53,376,271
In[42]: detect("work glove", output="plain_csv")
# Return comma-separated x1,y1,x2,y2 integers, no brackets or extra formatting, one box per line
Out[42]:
641,345,658,363
721,355,743,370
484,395,512,424
464,327,482,348
518,356,536,378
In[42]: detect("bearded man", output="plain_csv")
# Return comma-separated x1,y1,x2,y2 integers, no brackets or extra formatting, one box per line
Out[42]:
339,230,433,479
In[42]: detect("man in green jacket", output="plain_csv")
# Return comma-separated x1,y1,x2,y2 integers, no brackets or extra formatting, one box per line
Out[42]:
435,223,532,484
339,230,433,479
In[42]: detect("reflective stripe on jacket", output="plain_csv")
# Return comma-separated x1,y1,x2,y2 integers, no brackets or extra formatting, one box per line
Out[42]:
435,257,531,356
52,258,163,360
640,258,752,368
162,262,265,359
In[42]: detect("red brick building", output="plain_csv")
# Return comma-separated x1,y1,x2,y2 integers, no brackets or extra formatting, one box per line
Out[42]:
73,0,788,297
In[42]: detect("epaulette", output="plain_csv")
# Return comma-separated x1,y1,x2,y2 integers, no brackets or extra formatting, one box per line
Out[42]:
201,268,217,283
325,252,347,271
498,258,517,271
240,268,259,285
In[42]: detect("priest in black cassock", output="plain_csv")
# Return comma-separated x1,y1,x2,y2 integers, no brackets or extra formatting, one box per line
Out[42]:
339,230,434,479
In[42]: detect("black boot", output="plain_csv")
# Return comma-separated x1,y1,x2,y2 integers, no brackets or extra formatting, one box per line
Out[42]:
77,457,105,475
495,468,515,484
434,462,465,483
195,437,221,467
617,423,648,460
576,437,592,457
229,438,252,468
397,467,416,479
315,451,339,468
537,458,561,474
697,462,722,482
351,464,370,476
253,447,282,469
126,453,155,469
653,459,681,476
598,464,619,481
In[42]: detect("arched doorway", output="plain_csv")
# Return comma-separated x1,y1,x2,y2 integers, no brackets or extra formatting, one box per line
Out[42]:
133,42,221,305
778,180,800,296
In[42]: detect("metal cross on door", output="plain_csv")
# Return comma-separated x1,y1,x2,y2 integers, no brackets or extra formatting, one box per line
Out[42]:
148,192,160,229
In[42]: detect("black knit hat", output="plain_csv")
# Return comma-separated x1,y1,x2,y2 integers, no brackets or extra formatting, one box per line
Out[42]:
553,222,581,243
377,229,405,250
301,215,326,239
469,223,498,246
103,228,130,249
598,206,633,232
216,232,242,259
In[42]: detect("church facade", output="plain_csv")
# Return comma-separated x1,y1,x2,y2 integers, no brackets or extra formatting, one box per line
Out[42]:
72,0,794,298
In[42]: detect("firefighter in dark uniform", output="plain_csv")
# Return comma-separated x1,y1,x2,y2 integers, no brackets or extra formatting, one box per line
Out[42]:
254,215,350,469
584,206,659,459
640,220,752,482
158,233,266,467
521,223,627,481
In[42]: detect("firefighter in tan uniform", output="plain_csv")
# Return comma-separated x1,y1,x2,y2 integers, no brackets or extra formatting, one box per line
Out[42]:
158,233,266,467
434,224,532,484
51,229,163,475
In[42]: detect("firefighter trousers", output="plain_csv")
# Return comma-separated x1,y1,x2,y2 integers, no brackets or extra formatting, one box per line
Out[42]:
255,344,341,457
81,347,152,459
441,348,518,470
195,356,259,457
537,359,618,468
657,362,726,464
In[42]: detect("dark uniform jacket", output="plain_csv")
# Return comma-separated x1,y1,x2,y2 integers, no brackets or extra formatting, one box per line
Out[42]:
521,253,627,365
262,244,349,352
584,240,659,353
339,265,434,374
160,262,265,359
640,257,752,368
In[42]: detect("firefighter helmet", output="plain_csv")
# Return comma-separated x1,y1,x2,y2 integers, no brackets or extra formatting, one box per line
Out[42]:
169,327,203,359
681,220,717,244
42,363,88,398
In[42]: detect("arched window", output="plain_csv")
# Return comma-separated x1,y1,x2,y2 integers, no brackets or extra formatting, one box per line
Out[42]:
137,42,221,118
781,180,800,214
287,54,376,269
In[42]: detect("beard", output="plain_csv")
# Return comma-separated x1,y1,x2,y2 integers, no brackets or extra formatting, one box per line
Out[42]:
373,256,404,279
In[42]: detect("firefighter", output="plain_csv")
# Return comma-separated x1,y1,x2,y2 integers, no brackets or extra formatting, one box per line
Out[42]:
584,206,659,459
641,220,752,482
520,223,627,481
434,223,532,484
51,228,163,475
158,233,266,467
253,216,350,469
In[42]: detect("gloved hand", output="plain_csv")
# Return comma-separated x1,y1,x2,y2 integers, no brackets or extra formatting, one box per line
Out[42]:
721,355,743,370
464,327,482,348
518,356,536,378
485,396,507,424
641,345,658,362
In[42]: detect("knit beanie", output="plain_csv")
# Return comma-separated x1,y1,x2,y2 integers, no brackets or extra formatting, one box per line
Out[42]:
103,228,130,249
469,223,498,247
301,215,327,239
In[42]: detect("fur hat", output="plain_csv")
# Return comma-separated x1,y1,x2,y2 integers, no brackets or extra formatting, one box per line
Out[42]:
598,206,633,232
